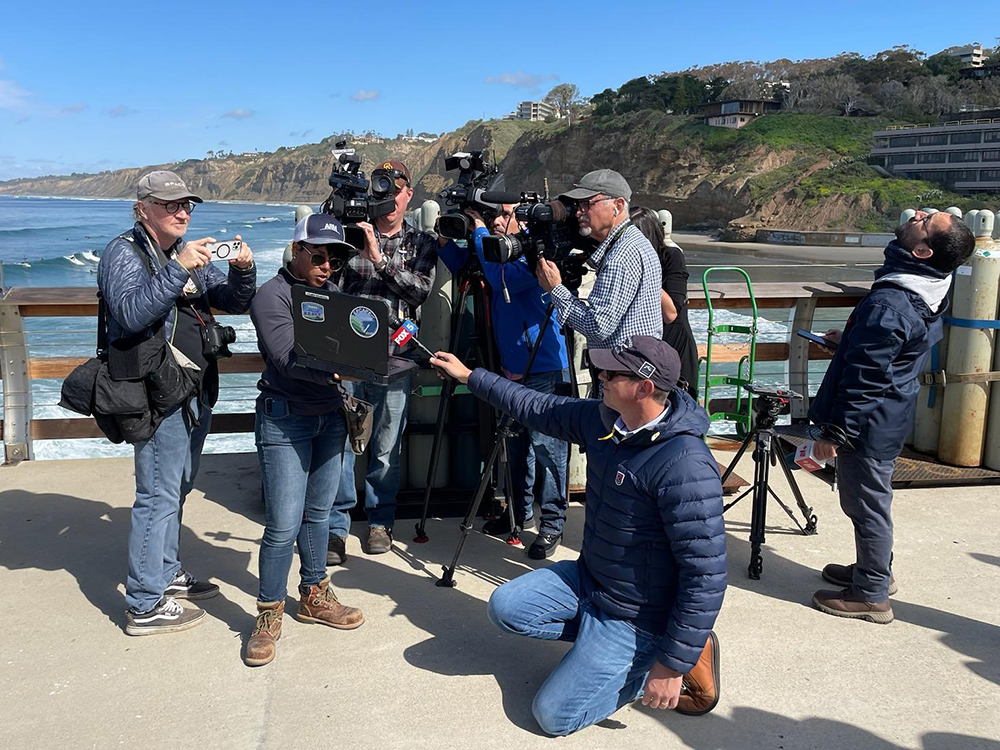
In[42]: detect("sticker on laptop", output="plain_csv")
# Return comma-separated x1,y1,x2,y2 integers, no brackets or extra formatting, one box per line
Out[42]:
300,301,325,323
350,306,379,338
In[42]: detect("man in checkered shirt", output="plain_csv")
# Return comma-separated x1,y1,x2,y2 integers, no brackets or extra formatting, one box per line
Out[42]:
328,159,438,557
535,169,663,354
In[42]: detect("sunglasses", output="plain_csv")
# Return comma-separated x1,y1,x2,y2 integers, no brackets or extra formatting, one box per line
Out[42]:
306,251,345,272
149,199,195,215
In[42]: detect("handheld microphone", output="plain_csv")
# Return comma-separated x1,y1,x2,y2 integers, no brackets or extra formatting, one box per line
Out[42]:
479,190,523,205
389,316,435,358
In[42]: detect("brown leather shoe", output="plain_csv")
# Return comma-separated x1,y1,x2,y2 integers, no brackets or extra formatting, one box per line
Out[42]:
296,576,365,629
821,562,898,596
245,600,283,666
812,588,894,624
327,535,347,566
365,526,392,555
675,631,720,716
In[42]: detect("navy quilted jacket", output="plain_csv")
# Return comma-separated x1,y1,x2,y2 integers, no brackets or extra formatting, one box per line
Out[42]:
467,369,727,673
97,223,256,402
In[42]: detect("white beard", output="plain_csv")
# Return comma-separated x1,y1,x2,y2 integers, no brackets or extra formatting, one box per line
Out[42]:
579,226,592,237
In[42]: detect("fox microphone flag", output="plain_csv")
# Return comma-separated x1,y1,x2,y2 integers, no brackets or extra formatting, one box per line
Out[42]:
389,316,435,358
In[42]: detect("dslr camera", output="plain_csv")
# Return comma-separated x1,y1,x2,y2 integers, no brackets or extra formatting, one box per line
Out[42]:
436,151,506,240
201,320,237,360
321,140,397,248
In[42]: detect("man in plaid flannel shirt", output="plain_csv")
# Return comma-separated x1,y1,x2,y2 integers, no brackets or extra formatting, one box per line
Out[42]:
328,159,438,557
536,169,662,351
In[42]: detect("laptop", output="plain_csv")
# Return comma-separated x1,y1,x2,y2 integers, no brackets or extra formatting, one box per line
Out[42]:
291,285,417,385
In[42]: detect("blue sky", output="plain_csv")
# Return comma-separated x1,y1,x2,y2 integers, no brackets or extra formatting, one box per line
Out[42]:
0,0,992,181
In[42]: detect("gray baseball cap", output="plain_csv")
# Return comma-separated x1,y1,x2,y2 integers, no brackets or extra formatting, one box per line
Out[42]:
559,168,632,202
136,170,203,203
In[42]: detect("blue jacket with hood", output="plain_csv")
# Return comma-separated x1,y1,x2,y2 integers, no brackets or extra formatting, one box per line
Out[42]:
467,368,726,673
808,241,950,460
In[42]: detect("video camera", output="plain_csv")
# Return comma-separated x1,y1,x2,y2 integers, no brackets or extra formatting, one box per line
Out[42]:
480,193,592,289
745,384,801,425
436,151,507,240
321,140,396,249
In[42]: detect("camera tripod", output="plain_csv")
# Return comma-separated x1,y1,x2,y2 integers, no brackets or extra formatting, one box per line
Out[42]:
720,388,818,580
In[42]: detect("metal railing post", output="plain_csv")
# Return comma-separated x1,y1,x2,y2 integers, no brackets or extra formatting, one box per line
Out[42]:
0,303,33,464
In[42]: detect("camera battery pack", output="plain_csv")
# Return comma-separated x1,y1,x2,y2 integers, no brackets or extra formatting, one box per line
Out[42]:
794,441,828,472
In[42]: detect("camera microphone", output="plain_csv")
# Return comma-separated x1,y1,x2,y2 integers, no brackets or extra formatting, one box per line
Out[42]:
388,315,435,358
479,190,522,205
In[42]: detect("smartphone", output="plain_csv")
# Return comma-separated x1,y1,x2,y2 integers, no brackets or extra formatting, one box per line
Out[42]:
207,239,243,262
796,329,837,350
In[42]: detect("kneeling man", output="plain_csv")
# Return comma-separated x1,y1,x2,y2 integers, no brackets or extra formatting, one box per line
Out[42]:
431,337,726,735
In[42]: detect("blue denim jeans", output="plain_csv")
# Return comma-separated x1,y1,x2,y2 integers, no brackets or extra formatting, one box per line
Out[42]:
507,370,569,535
487,560,660,736
330,375,411,536
255,398,346,603
126,398,212,613
836,448,896,601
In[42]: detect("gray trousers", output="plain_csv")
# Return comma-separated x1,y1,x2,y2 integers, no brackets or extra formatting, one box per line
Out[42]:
835,448,896,601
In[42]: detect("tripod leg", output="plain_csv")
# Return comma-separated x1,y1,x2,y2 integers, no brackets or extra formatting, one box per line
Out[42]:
414,282,472,543
774,442,818,535
562,326,578,508
721,428,755,486
438,417,510,588
500,434,522,545
747,437,770,580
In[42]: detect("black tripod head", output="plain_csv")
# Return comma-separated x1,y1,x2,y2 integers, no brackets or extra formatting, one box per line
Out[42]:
745,384,801,431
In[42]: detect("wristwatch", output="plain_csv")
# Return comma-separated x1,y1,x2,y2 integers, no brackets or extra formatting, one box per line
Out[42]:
373,257,389,273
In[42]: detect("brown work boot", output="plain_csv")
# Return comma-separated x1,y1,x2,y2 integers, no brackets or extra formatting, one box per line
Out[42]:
365,526,392,555
327,535,347,566
296,576,365,630
245,600,284,666
822,562,898,596
676,631,720,716
812,588,894,624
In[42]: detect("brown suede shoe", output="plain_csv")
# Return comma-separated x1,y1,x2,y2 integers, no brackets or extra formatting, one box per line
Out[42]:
812,588,894,624
245,600,284,667
365,526,392,555
296,576,365,629
676,631,720,716
822,562,898,596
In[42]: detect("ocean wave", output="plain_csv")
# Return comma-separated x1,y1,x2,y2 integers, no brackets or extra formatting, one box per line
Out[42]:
0,224,82,235
255,217,281,223
65,255,85,266
3,252,101,269
81,251,100,262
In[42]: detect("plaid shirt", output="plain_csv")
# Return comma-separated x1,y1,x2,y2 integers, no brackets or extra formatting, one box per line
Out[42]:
333,219,438,324
550,220,663,349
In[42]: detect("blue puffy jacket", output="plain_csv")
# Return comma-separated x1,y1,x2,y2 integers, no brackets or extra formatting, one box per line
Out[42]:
467,369,726,673
808,281,944,459
97,222,256,404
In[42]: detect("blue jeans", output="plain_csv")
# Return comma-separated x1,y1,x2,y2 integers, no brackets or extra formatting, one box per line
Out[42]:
836,448,896,601
330,375,411,536
487,560,660,736
507,370,569,535
255,398,346,603
126,398,212,613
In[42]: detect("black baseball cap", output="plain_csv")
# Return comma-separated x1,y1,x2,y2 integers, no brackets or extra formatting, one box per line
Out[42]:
293,213,354,250
588,337,681,392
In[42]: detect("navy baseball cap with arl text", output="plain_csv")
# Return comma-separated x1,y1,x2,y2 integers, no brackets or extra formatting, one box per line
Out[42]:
588,336,681,392
293,213,355,251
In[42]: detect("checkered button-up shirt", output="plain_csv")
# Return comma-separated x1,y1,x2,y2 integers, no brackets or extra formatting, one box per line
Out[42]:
549,220,663,349
334,219,438,324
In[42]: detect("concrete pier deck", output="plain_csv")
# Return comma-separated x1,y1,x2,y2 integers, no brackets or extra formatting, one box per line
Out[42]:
1,451,998,750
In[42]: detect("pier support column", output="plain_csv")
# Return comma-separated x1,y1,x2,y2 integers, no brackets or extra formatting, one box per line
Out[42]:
789,298,817,421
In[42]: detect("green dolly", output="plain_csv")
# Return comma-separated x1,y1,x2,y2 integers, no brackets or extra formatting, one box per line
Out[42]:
697,266,759,437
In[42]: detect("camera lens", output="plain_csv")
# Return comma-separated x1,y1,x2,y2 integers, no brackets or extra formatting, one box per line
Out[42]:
372,174,393,195
221,326,237,345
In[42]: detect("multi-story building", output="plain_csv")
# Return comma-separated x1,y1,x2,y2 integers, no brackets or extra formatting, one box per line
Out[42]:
515,100,557,121
870,112,1000,194
948,43,989,68
699,99,782,129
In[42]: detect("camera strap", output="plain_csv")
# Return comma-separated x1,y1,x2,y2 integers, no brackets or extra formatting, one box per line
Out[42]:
589,220,631,274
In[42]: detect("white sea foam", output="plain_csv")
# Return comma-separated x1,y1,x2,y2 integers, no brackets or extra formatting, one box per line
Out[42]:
81,251,100,262
65,255,85,266
255,217,280,223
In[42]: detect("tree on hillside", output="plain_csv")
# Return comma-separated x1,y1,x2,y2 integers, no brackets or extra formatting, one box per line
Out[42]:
544,83,583,123
705,76,730,102
924,52,964,84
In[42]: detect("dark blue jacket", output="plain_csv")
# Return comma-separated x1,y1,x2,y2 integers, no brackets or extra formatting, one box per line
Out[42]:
97,222,256,404
809,282,945,459
468,369,726,673
439,226,567,375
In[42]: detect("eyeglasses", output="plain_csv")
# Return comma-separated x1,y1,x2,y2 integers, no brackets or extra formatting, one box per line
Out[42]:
149,199,196,215
575,196,614,214
310,253,345,272
600,369,638,382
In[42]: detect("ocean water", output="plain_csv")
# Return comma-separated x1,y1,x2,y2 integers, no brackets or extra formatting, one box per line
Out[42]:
0,195,842,461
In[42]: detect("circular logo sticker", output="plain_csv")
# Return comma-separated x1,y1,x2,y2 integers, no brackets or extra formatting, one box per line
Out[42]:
349,306,379,338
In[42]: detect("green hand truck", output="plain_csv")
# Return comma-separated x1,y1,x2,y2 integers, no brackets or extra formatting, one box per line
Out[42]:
698,266,759,436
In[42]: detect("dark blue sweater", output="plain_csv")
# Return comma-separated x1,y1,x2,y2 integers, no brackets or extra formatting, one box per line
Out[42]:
468,369,726,673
